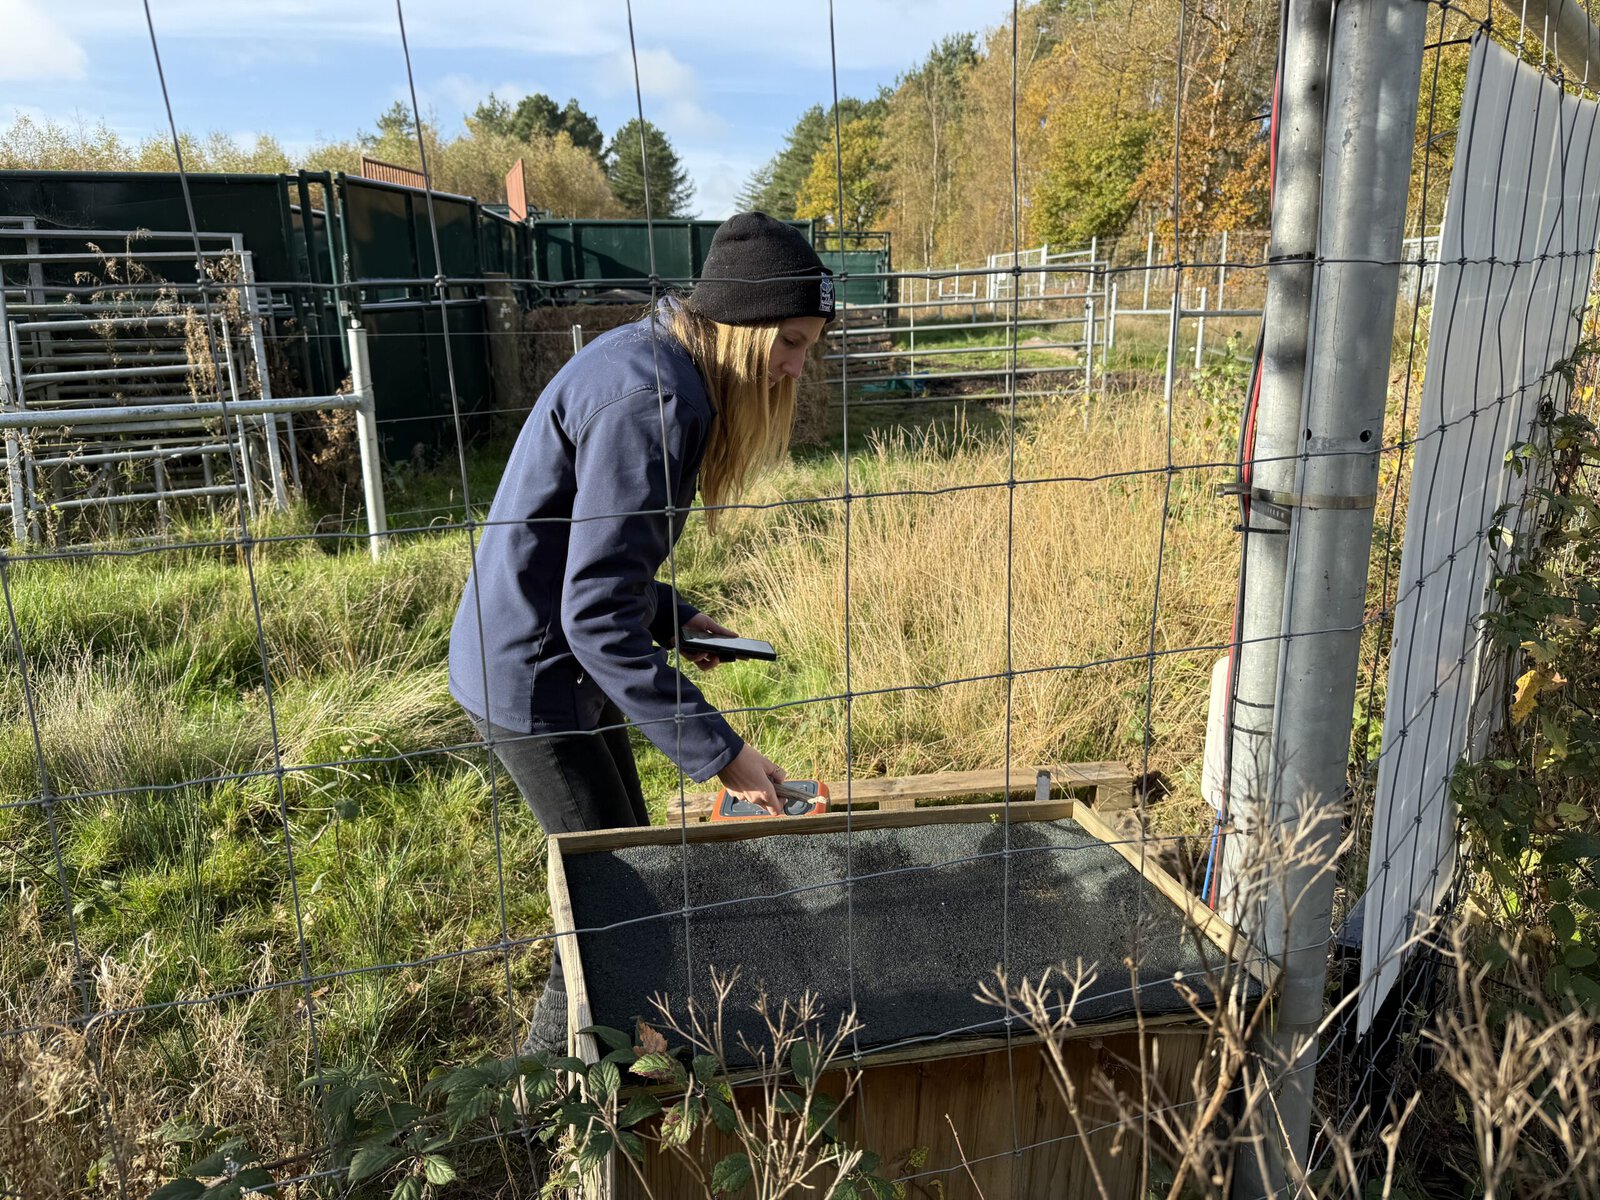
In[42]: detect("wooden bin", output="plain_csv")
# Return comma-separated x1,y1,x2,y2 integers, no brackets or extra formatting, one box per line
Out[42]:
547,788,1269,1199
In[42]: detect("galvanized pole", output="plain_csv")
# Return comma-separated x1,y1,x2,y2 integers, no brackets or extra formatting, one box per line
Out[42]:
1253,0,1428,1192
1222,0,1330,948
1,303,26,546
1224,0,1332,1193
347,323,388,562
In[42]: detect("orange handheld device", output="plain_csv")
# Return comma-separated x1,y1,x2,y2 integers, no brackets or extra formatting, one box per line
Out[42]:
711,779,831,821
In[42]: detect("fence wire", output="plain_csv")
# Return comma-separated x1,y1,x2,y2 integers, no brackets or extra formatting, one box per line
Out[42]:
2,2,1599,1199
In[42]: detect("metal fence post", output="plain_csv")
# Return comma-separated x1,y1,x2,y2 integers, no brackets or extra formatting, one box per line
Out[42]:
238,248,292,510
1195,286,1208,369
1,301,26,546
348,323,388,562
1253,0,1428,1190
219,321,260,517
1107,283,1118,355
1143,229,1155,310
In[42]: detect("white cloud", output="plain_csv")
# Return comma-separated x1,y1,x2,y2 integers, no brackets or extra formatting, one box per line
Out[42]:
678,149,759,220
590,46,725,141
594,46,696,101
0,0,89,82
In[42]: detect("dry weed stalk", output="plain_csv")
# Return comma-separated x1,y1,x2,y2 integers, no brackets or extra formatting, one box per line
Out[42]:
1430,922,1600,1199
654,969,868,1199
565,967,872,1200
977,792,1429,1199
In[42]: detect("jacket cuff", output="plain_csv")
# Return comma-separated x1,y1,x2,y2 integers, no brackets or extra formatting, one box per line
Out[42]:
649,581,700,646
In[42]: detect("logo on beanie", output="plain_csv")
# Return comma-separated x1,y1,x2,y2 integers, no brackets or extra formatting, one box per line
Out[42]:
819,274,835,314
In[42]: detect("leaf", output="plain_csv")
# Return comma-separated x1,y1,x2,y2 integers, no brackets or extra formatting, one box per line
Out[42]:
230,1168,275,1192
1575,889,1600,911
580,1025,633,1054
711,1151,753,1194
774,1090,805,1117
423,1155,457,1186
444,1086,493,1131
631,1052,686,1084
189,1140,252,1178
692,1054,720,1086
617,1093,662,1128
576,1131,614,1170
588,1060,621,1103
1552,903,1578,943
390,1179,423,1200
617,1130,647,1162
1570,974,1600,1010
635,1020,669,1056
1512,669,1543,724
349,1144,406,1185
661,1100,697,1147
1513,667,1566,724
708,1095,738,1134
789,1040,817,1086
1557,803,1591,826
149,1182,206,1200
1565,943,1598,969
1547,833,1600,864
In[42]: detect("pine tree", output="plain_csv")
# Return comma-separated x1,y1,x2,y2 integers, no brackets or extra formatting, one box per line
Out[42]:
738,98,888,219
470,93,605,161
604,119,695,218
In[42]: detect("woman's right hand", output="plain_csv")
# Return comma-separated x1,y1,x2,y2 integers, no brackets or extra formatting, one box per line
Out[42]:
717,743,787,816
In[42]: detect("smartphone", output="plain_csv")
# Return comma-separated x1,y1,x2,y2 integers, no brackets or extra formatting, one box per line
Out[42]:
678,632,778,662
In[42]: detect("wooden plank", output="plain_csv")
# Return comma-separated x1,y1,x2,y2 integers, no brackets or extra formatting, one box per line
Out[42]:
847,1009,1197,1073
665,761,1133,821
554,798,1076,856
1071,804,1279,990
545,839,599,1067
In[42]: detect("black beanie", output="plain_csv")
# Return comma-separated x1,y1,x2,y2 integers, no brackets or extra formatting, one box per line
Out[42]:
686,211,836,325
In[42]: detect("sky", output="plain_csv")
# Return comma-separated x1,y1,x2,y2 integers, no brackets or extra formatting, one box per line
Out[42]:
1,0,1014,219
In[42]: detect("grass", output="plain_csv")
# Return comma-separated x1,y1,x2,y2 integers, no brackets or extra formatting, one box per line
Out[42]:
1,375,1251,1193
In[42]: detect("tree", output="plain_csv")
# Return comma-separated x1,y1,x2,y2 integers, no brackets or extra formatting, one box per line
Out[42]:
471,93,603,160
880,34,977,265
604,119,694,218
737,97,888,218
364,102,417,149
794,115,889,234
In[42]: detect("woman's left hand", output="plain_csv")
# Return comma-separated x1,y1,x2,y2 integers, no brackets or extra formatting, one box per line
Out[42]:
682,612,736,671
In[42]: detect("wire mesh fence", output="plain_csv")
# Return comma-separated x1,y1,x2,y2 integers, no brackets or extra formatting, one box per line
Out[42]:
2,0,1600,1198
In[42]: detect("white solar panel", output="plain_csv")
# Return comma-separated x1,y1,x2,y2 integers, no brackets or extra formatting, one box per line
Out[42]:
1360,34,1600,1034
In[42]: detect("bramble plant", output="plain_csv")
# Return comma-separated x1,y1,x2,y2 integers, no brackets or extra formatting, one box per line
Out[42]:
151,974,895,1200
1454,361,1600,1009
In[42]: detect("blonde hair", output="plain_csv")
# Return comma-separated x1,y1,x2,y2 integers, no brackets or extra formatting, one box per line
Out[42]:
664,303,797,529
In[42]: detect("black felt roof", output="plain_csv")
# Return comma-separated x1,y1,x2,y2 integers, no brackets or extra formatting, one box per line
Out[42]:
562,817,1256,1063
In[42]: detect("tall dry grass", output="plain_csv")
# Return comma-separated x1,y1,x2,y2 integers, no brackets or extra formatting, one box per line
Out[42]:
702,391,1235,810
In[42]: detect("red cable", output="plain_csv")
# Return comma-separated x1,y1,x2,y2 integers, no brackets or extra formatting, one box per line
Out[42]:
1209,53,1279,911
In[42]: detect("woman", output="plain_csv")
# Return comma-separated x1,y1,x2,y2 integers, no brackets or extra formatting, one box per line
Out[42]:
447,211,833,1052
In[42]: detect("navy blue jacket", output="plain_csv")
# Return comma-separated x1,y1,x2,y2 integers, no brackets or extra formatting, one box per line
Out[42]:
448,307,744,781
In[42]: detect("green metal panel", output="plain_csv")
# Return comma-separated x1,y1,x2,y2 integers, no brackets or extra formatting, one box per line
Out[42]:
816,248,891,310
532,218,815,294
335,174,481,285
0,169,302,284
362,300,492,457
478,208,521,277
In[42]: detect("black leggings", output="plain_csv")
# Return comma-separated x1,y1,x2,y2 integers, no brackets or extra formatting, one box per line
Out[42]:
468,702,649,1054
470,703,648,834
